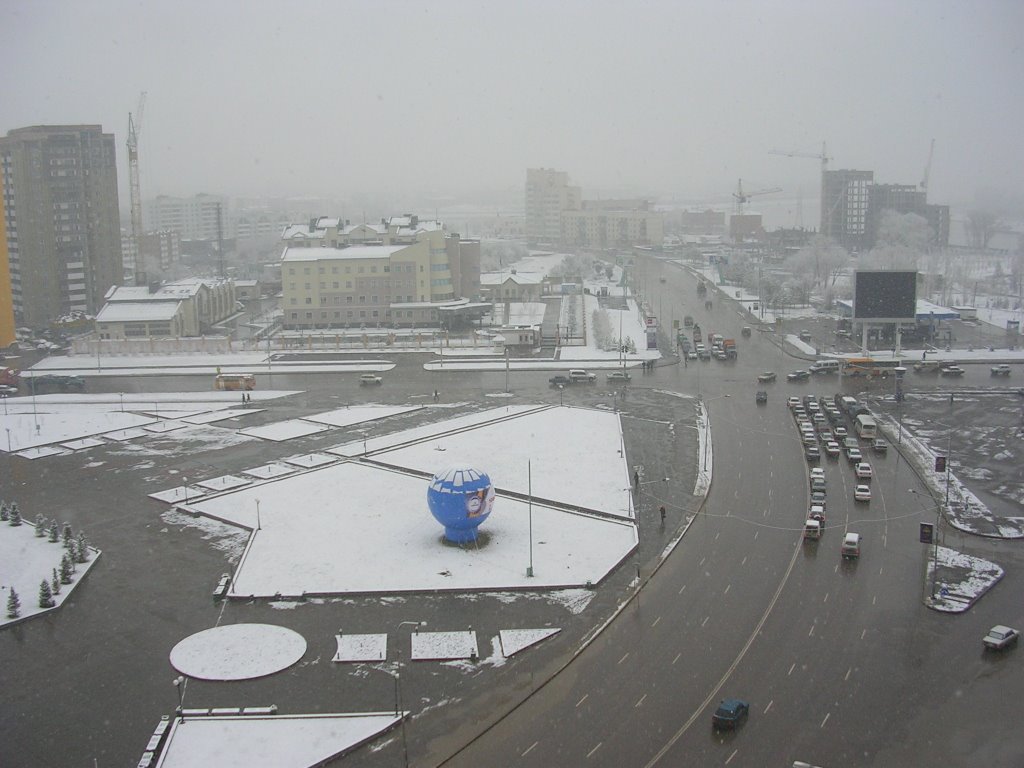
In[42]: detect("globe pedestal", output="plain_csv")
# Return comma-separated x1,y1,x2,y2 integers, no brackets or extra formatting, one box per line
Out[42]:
427,466,494,544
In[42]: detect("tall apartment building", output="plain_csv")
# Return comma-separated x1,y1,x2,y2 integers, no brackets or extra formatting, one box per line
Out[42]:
0,193,14,346
0,125,123,327
279,214,480,329
866,184,949,248
145,193,227,240
560,199,663,247
821,169,873,251
525,168,581,243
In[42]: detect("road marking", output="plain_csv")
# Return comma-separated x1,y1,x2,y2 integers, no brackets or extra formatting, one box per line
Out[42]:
618,653,630,665
823,592,829,603
788,662,796,676
576,694,588,708
872,595,876,605
724,584,731,595
764,699,773,714
741,556,747,565
522,741,539,757
700,557,706,566
754,531,759,540
808,623,815,637
673,652,682,665
879,566,884,575
844,667,852,681
861,628,867,640
834,564,839,573
820,712,831,728
883,534,887,549
635,694,647,708
587,742,602,759
651,616,661,628
678,585,686,594
701,616,709,627
725,749,738,764
715,532,720,540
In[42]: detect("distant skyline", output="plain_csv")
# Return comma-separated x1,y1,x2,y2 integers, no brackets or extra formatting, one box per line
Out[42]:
2,0,1022,214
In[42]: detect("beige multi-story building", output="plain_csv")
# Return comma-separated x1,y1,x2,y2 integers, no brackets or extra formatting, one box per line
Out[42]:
1,125,123,327
95,278,236,339
279,214,480,329
526,168,581,243
560,200,663,248
145,193,227,240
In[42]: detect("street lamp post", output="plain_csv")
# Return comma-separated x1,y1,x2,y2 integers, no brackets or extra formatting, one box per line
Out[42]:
395,620,426,768
173,676,185,718
255,498,261,531
182,476,188,505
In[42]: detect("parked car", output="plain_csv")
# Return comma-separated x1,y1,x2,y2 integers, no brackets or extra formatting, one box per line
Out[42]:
855,462,873,479
712,699,749,730
991,364,1012,377
756,390,768,404
871,439,888,455
359,373,383,385
841,532,861,559
787,370,811,382
854,484,871,502
549,375,571,386
799,329,813,341
606,371,631,382
983,625,1020,650
940,365,965,377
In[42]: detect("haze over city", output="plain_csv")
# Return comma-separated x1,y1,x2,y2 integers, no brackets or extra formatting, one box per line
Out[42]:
2,0,1022,212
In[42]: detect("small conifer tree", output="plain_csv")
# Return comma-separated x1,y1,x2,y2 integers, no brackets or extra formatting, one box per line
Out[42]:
39,580,54,608
34,514,46,536
76,532,89,563
0,501,8,521
48,520,59,542
52,569,61,595
62,522,73,549
7,587,21,618
9,505,21,526
60,554,74,584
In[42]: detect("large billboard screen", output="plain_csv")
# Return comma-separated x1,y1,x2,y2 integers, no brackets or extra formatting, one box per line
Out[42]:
853,270,917,321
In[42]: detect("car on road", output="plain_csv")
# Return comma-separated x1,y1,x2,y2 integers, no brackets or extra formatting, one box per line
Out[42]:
846,447,863,463
940,365,965,377
804,445,820,461
991,364,1012,377
914,359,942,373
683,315,694,327
841,532,861,559
787,370,811,382
804,518,822,541
824,440,840,458
854,484,871,502
810,491,827,510
0,383,18,396
871,438,888,455
810,467,825,482
799,329,812,342
833,425,848,438
698,346,711,361
756,390,768,404
808,504,826,525
741,326,752,337
810,477,827,494
757,371,777,383
568,369,597,382
606,371,631,382
855,462,873,479
686,350,698,360
787,396,801,409
359,373,383,385
549,375,571,386
712,699,749,730
983,625,1020,650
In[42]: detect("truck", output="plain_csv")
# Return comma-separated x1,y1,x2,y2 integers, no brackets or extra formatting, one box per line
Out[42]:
722,339,737,358
692,324,702,343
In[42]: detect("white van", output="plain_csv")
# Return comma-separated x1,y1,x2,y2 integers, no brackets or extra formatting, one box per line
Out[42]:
810,360,841,375
841,532,861,559
804,519,822,540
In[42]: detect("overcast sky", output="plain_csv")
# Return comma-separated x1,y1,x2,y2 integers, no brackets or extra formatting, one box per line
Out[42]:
2,0,1021,213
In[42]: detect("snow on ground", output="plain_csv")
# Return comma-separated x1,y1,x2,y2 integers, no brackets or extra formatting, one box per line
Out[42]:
191,460,635,597
302,405,422,428
169,624,307,680
0,520,101,628
0,410,156,452
281,453,338,468
333,634,387,663
183,408,262,424
374,406,632,516
243,463,297,480
102,427,150,441
411,630,479,661
59,437,106,451
926,545,1004,613
559,292,660,362
239,419,333,442
197,475,252,492
327,405,545,457
499,628,561,657
144,420,190,433
16,445,68,459
156,712,400,768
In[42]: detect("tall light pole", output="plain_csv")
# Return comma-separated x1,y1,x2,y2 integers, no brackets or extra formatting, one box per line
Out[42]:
255,498,261,531
395,620,426,768
173,676,185,718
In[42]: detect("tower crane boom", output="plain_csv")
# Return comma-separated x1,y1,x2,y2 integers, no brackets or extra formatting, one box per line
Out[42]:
127,92,147,285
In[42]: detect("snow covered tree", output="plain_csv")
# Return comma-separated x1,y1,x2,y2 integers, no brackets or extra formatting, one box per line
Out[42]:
48,520,59,542
51,569,61,595
7,587,20,618
75,532,89,563
39,580,54,608
9,505,21,526
62,522,73,549
34,515,46,536
60,553,75,583
0,501,8,521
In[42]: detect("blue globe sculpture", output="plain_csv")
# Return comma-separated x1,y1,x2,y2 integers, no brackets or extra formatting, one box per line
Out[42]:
427,466,495,543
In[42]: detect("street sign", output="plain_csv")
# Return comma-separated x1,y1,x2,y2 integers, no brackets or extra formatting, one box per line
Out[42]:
934,456,946,473
920,522,934,544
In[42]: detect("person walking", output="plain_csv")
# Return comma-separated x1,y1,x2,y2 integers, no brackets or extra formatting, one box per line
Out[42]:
660,505,666,524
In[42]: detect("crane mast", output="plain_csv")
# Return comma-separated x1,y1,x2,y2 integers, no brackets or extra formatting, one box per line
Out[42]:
127,92,146,285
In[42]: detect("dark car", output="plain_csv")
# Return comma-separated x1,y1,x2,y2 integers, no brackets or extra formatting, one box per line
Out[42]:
756,390,768,404
712,698,749,730
787,370,811,382
549,375,571,386
804,445,821,461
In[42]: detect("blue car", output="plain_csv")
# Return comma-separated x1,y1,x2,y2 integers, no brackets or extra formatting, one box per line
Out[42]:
712,698,749,730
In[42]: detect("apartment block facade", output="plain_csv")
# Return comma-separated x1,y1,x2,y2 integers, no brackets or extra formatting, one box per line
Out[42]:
525,168,581,243
0,125,123,327
145,193,227,241
821,169,874,251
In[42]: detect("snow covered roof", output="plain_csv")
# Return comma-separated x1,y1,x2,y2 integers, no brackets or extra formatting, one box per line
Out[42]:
341,223,387,236
480,272,542,286
96,301,182,323
281,224,326,240
280,245,407,263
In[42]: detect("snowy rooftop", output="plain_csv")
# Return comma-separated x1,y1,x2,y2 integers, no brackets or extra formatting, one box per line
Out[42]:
280,245,407,262
96,301,183,322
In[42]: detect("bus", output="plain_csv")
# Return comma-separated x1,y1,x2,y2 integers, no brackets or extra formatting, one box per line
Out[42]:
854,414,877,440
842,357,905,378
214,373,256,391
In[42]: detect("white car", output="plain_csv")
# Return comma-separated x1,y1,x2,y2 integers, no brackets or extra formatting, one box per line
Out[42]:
824,441,841,457
359,373,383,385
846,447,863,463
855,462,873,479
983,625,1020,650
787,396,801,409
833,426,848,438
809,468,826,484
854,484,871,502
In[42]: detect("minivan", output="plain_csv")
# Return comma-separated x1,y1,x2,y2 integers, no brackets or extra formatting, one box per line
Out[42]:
841,532,861,559
810,360,841,375
804,519,822,541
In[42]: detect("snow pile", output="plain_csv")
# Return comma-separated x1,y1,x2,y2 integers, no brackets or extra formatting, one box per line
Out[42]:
926,546,1004,613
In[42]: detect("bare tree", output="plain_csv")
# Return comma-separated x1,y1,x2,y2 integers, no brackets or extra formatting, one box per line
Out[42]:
784,236,848,301
965,210,1000,250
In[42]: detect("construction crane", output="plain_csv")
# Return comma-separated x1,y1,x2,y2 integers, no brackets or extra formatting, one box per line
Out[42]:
127,91,147,285
768,141,832,233
920,138,935,196
732,178,782,214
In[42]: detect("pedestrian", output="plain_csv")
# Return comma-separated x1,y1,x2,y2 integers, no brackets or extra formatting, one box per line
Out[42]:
433,389,439,402
660,505,666,523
